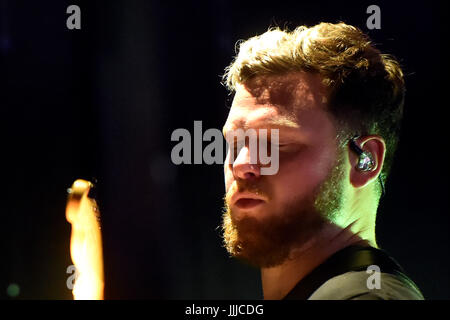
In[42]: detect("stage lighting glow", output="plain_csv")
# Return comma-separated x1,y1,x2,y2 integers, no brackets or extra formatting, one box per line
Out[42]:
66,179,104,300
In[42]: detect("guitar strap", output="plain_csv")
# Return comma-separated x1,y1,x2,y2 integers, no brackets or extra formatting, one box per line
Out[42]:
282,244,419,300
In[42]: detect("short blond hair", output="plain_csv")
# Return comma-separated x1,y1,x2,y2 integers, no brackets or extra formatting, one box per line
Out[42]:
223,22,405,189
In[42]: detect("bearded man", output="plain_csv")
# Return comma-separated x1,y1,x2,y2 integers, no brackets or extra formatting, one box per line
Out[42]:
220,22,424,300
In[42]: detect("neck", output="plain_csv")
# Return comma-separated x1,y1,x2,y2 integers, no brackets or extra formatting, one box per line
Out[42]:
260,222,375,300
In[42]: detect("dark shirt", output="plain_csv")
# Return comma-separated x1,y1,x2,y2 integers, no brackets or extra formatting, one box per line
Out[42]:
282,245,424,300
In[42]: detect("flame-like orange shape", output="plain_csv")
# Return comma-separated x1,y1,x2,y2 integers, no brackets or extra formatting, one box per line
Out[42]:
66,179,104,300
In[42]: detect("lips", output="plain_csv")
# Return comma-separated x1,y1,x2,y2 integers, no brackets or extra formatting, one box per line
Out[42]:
231,192,266,210
235,198,265,209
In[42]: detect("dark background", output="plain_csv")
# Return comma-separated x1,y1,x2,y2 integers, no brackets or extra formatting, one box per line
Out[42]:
2,0,448,299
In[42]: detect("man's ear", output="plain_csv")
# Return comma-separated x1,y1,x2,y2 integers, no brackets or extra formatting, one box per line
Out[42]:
349,135,386,189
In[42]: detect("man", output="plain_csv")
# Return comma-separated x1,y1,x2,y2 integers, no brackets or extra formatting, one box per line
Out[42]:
220,22,424,300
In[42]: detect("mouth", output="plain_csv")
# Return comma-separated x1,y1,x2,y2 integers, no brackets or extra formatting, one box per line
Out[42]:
235,198,265,209
231,192,266,210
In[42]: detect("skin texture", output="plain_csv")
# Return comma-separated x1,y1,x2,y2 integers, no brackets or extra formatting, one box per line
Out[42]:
221,72,386,299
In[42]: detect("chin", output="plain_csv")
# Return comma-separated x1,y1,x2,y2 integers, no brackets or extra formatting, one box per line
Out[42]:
231,206,260,220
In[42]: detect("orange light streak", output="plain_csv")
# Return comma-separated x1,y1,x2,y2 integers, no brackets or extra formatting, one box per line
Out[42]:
66,179,104,300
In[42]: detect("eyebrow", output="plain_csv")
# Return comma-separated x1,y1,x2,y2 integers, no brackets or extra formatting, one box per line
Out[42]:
222,117,300,138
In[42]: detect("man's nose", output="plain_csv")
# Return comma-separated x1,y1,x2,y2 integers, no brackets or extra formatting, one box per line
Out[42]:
232,145,261,180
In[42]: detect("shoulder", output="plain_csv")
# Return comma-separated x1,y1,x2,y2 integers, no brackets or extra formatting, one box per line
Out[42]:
308,271,425,300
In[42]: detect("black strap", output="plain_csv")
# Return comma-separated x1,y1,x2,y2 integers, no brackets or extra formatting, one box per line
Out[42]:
282,245,409,300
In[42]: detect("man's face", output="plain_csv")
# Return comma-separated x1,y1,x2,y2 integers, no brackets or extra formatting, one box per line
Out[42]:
221,72,347,268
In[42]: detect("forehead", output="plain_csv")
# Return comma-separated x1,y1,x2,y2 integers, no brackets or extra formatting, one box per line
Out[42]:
223,72,331,136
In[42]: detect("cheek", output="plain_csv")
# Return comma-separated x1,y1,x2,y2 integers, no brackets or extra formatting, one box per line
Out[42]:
224,164,233,192
272,150,334,199
223,151,232,192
